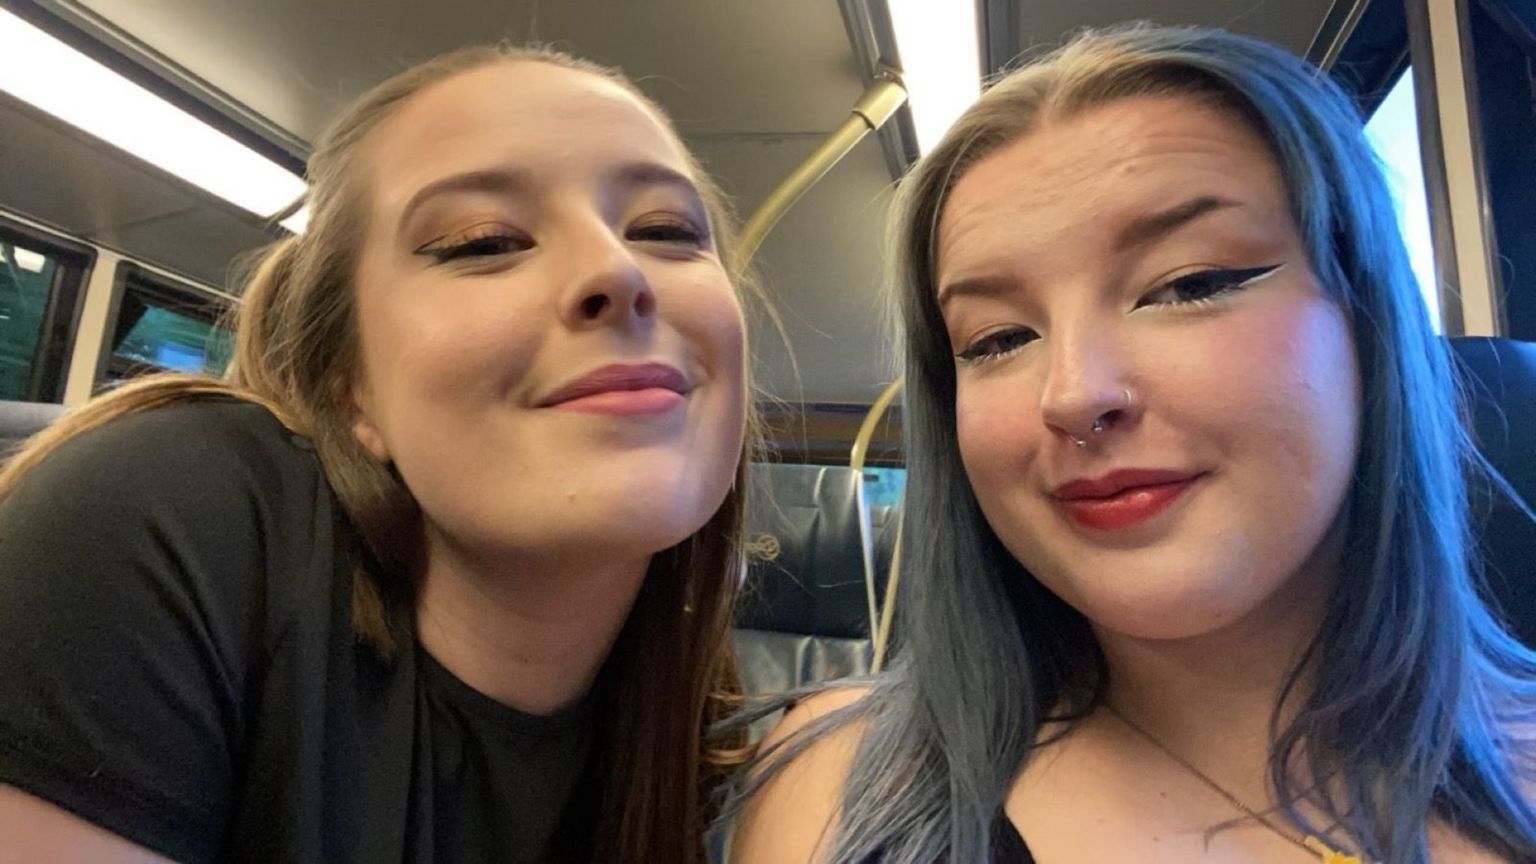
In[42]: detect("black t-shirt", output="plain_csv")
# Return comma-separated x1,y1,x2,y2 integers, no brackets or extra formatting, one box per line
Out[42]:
0,400,598,863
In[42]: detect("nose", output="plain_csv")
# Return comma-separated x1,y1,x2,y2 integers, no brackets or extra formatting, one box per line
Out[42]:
1038,327,1138,447
560,219,656,329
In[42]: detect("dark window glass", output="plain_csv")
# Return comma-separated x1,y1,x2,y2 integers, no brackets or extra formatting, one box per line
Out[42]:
102,264,232,386
1465,0,1536,339
0,242,59,399
0,219,92,403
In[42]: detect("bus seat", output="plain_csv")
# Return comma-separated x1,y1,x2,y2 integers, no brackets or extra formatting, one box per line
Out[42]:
1451,337,1536,645
0,400,65,460
735,463,895,704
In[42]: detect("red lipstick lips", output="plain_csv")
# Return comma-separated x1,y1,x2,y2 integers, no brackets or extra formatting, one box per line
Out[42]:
540,363,689,416
1052,469,1202,531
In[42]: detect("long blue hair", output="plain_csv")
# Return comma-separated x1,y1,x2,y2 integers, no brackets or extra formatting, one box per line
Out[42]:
736,24,1536,863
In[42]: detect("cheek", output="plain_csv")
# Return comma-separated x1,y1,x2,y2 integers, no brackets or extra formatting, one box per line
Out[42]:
1184,296,1361,530
358,278,545,411
692,286,748,451
955,371,1042,494
669,269,746,380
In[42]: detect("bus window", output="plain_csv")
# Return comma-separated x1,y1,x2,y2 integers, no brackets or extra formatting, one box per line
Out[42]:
101,264,232,386
862,466,907,510
0,240,58,399
1365,67,1440,332
0,219,92,403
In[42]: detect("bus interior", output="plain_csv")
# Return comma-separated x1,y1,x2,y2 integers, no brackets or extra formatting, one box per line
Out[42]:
1,0,1534,711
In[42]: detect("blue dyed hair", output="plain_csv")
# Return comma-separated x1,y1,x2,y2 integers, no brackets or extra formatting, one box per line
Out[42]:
736,24,1536,863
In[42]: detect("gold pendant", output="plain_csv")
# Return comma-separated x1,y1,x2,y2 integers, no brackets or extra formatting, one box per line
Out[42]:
1304,836,1362,864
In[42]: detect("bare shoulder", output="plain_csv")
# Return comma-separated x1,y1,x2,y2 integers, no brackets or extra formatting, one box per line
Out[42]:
0,785,173,863
731,685,873,864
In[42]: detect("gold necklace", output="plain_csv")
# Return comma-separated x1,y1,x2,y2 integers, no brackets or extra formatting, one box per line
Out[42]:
1102,704,1365,864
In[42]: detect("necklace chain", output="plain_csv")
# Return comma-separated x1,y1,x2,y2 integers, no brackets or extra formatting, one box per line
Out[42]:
1101,703,1364,864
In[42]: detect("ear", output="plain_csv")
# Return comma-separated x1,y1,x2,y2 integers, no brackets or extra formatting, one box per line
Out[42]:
348,380,391,463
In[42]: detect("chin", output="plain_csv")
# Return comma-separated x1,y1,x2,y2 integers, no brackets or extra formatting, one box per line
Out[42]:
588,472,733,549
609,501,722,554
1048,559,1272,642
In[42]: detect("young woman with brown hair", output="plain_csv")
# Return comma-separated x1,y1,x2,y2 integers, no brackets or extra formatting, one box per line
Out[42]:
0,45,758,864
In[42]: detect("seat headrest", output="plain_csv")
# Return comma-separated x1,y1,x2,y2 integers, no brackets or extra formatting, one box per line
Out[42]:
737,462,897,639
0,400,65,459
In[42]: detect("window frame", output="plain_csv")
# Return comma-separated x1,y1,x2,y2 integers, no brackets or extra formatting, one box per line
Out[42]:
97,261,234,386
0,212,96,403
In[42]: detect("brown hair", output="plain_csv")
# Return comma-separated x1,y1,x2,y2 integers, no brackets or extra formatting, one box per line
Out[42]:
0,45,758,864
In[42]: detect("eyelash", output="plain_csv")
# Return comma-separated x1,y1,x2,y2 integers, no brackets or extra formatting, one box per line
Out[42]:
627,220,709,247
954,264,1284,365
414,226,531,264
1135,263,1283,309
413,217,709,266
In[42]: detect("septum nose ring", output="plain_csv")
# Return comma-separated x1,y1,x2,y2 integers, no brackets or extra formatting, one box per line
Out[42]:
1069,388,1133,448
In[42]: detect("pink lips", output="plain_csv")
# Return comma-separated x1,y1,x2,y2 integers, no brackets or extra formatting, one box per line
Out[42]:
540,363,689,416
1051,469,1203,531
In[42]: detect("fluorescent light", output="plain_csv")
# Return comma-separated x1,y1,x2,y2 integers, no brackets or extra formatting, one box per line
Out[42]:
0,8,306,229
12,247,48,273
887,0,982,153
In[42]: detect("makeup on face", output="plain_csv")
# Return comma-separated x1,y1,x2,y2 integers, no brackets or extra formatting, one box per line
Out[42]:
940,94,1360,641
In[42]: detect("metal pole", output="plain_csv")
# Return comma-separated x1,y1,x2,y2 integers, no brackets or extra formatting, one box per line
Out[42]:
735,77,907,267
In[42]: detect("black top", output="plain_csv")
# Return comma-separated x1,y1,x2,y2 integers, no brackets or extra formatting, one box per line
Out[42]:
994,816,1035,863
0,401,598,863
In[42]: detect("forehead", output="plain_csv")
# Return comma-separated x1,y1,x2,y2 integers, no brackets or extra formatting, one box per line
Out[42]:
363,61,690,204
937,94,1288,277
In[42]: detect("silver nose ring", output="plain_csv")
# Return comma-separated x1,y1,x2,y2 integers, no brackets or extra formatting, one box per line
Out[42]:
1072,389,1134,447
1092,389,1134,435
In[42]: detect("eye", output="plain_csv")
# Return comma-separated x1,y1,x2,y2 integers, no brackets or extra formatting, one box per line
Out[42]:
627,217,708,247
1137,263,1284,308
414,225,533,264
956,327,1038,364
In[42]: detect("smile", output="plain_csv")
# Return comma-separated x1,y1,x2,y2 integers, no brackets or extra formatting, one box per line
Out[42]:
1051,470,1204,531
540,362,691,416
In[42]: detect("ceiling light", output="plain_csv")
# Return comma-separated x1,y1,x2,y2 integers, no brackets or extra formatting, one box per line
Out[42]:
886,0,982,153
12,247,47,273
0,8,306,230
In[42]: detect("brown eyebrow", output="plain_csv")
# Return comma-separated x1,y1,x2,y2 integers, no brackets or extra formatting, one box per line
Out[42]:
397,168,534,236
608,161,702,200
1113,195,1239,253
396,161,705,238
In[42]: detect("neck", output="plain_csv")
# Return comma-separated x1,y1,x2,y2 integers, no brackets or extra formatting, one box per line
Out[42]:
414,524,650,715
1094,526,1344,803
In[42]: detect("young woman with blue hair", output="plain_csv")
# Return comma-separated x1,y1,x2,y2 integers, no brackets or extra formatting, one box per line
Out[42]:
733,24,1536,864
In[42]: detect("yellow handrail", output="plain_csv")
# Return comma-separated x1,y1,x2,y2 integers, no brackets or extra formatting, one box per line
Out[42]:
871,520,901,673
733,75,910,673
849,376,903,667
735,77,907,267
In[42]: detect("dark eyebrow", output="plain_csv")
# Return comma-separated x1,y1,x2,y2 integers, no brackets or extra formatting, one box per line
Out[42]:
397,168,534,236
937,273,1015,309
937,196,1241,307
1113,195,1239,253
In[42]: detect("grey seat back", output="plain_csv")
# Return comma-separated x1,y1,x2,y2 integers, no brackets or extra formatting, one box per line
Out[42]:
0,400,65,461
735,463,900,703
